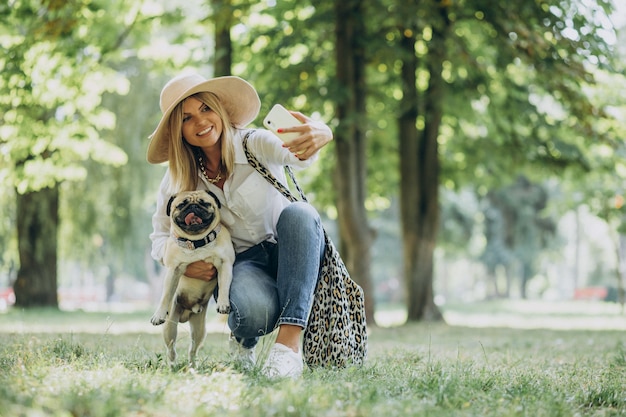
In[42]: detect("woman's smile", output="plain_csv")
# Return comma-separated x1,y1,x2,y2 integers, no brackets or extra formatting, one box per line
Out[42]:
197,126,213,136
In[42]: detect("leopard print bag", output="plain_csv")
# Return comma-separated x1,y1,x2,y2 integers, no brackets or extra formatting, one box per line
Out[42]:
243,132,368,368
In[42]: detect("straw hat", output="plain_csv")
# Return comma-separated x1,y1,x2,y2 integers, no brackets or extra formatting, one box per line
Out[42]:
147,73,261,164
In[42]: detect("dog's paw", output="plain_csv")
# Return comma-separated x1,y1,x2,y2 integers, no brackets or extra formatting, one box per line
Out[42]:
216,304,231,315
150,309,168,326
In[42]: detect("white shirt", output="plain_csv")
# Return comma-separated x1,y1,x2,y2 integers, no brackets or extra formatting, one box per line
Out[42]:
150,128,316,262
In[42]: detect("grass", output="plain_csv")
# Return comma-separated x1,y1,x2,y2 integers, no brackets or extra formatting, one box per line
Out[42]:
0,302,625,417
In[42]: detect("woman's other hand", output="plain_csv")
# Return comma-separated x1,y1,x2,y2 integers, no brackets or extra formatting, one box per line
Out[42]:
280,111,333,160
184,261,217,281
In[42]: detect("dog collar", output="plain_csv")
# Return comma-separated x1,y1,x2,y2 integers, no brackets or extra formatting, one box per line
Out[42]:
175,224,222,250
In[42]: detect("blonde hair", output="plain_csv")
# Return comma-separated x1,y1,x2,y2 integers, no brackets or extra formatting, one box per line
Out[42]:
167,92,236,192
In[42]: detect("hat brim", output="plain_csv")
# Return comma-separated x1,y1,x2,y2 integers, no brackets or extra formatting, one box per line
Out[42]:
147,76,260,164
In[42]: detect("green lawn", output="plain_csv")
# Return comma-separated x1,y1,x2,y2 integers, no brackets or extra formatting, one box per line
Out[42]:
0,302,625,417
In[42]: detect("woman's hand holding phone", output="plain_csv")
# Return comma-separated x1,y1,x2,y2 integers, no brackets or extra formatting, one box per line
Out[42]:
263,104,333,160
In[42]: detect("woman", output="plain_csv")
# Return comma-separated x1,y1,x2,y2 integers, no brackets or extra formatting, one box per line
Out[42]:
147,73,333,378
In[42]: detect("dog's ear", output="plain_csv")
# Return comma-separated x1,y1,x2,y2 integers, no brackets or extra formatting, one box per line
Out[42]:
166,195,176,216
206,191,222,209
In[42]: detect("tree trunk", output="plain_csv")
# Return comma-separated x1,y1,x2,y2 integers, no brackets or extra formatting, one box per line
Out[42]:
613,233,625,313
334,0,376,325
520,262,530,299
212,0,233,77
13,186,59,308
602,221,624,310
487,265,500,298
399,10,449,322
105,260,116,302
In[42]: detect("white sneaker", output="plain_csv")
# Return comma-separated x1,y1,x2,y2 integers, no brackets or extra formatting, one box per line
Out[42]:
229,334,256,370
262,343,304,379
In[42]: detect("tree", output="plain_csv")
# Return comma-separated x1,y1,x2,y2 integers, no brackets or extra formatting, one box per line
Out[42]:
397,2,449,321
383,0,617,321
333,0,377,324
1,0,135,307
211,0,234,76
480,176,557,298
556,59,626,308
59,59,164,301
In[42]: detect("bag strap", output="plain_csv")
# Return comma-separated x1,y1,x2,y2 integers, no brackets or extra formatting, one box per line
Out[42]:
242,130,308,203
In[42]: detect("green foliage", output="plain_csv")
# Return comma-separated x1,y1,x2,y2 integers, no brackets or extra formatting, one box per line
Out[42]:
0,0,133,194
58,60,168,280
238,0,624,250
0,0,215,281
560,62,626,232
433,0,620,191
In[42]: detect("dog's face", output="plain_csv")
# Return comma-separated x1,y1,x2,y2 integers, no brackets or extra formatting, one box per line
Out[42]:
167,191,222,240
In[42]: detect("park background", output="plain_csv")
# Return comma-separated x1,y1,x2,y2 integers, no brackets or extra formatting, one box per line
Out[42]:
0,0,626,324
2,0,626,326
1,1,626,416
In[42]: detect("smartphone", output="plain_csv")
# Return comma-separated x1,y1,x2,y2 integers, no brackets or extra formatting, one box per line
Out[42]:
263,104,302,142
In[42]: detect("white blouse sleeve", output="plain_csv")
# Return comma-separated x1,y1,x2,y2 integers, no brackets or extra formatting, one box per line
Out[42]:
149,170,172,264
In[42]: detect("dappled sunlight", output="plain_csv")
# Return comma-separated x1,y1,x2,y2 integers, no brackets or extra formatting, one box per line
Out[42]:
375,309,407,327
3,300,624,334
443,309,626,330
163,370,246,414
0,308,232,335
37,364,247,415
375,300,626,330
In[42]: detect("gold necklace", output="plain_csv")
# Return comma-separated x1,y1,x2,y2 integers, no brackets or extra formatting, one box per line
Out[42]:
198,155,222,184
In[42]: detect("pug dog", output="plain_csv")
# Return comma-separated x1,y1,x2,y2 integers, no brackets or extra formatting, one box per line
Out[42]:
150,190,235,367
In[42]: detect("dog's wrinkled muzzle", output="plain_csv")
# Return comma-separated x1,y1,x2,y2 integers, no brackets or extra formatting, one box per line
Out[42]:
175,204,215,234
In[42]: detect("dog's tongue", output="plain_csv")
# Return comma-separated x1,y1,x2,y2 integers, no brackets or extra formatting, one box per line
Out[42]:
185,212,203,225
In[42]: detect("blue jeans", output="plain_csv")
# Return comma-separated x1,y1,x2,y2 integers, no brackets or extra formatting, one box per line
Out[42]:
227,202,325,349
